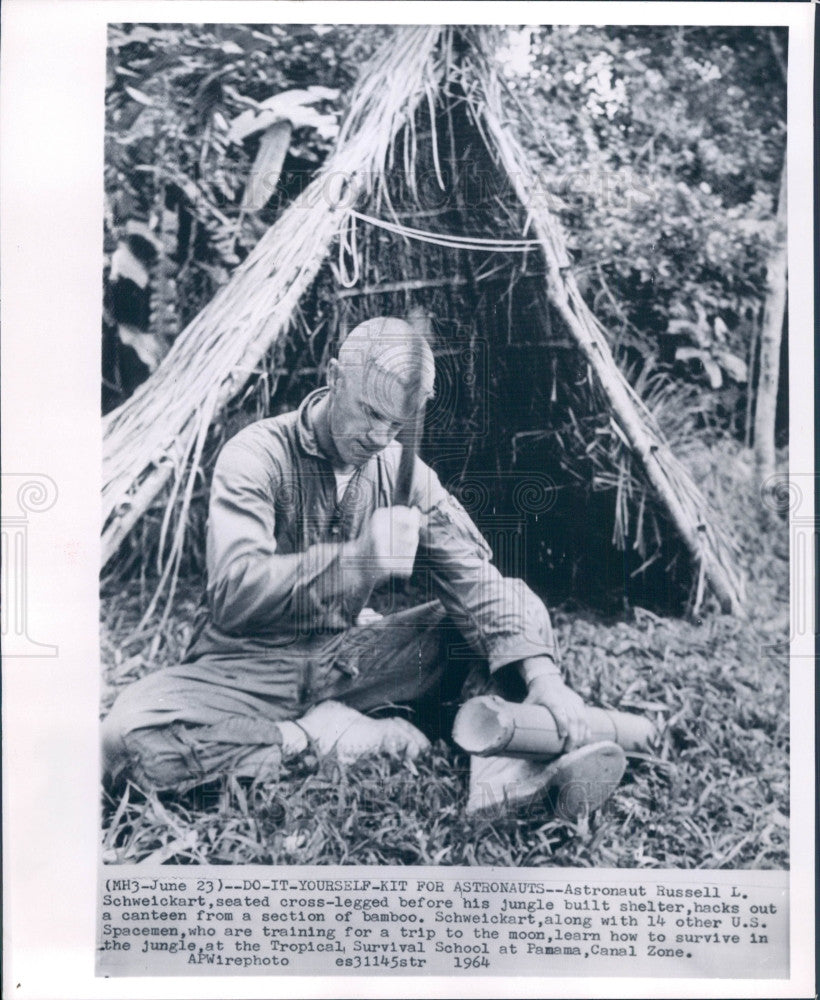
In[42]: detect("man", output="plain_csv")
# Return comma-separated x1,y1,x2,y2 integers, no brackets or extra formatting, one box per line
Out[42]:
103,317,626,817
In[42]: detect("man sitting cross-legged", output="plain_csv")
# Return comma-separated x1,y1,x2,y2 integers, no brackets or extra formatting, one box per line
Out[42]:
102,316,627,819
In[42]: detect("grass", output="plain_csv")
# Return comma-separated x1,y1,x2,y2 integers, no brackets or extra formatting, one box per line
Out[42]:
101,439,789,868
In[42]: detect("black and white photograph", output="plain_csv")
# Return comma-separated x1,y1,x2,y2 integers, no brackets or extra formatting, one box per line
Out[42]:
100,19,790,869
1,1,814,996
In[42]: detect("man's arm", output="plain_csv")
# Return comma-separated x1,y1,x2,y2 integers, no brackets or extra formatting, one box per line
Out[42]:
206,437,373,633
410,459,590,748
411,459,556,669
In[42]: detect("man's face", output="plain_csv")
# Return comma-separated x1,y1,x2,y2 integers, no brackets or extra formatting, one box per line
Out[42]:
327,359,424,468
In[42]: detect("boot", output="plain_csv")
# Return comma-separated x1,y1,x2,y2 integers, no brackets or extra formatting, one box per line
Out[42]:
297,700,430,764
466,741,626,821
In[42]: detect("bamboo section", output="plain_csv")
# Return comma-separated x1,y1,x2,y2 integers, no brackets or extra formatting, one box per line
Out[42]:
453,694,656,757
468,35,745,614
102,26,444,565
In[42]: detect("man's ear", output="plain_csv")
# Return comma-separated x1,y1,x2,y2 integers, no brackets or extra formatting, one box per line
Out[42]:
326,358,341,390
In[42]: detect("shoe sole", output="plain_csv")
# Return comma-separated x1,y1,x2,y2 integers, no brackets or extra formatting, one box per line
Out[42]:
467,741,626,821
541,741,627,821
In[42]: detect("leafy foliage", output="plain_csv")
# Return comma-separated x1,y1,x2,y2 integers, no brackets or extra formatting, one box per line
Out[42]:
504,25,785,426
102,23,388,409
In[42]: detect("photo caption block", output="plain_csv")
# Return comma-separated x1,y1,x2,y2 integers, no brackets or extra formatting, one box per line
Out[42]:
97,866,788,978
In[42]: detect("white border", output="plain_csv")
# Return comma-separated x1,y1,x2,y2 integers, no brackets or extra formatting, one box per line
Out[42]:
1,2,814,998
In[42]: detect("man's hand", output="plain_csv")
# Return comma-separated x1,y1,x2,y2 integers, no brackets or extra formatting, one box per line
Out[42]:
522,666,591,751
355,506,423,584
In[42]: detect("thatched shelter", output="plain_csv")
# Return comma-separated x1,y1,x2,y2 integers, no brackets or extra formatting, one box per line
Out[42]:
101,25,745,618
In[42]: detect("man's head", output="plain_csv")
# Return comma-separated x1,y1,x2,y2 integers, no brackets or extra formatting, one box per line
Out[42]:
326,316,435,468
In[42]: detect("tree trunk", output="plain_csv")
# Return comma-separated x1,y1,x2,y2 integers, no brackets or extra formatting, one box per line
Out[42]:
754,160,787,498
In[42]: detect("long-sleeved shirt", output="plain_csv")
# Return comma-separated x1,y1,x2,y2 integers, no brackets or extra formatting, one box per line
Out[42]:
192,387,555,674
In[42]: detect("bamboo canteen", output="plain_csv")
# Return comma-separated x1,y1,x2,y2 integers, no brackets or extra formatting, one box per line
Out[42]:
453,694,656,758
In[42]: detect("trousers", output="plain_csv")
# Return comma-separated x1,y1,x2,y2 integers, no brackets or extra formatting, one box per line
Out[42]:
102,601,491,791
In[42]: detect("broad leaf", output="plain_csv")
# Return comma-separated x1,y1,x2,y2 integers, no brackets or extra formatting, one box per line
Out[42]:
125,220,162,254
110,243,149,289
701,357,724,390
241,120,292,212
242,121,292,212
117,324,170,371
124,85,154,106
228,86,339,143
713,315,729,343
675,347,724,389
714,349,748,383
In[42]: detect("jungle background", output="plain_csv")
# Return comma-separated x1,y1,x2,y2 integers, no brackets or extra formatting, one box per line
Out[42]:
101,24,790,868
